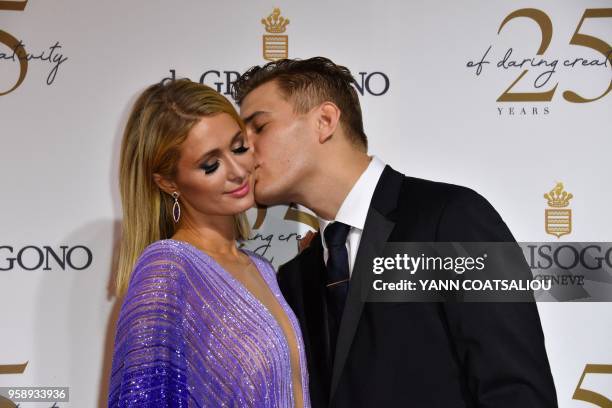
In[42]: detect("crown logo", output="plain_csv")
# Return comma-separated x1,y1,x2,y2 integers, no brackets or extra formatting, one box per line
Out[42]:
544,182,573,238
261,8,289,61
261,8,290,33
544,182,573,207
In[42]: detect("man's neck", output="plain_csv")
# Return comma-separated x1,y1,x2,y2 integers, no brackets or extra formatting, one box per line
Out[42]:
297,152,371,220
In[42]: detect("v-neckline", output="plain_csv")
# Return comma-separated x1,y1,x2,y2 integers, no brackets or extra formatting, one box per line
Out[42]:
166,239,271,307
165,238,307,406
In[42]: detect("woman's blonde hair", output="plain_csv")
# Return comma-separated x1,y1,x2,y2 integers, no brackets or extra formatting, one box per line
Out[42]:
116,79,251,296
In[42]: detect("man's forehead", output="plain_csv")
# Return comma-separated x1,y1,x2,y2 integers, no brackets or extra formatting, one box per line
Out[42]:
240,82,282,118
243,81,276,103
241,110,269,125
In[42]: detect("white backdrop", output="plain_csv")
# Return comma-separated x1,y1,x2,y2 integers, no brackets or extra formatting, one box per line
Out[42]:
1,1,611,407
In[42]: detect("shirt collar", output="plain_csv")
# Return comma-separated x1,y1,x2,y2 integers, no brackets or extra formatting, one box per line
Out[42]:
319,156,386,235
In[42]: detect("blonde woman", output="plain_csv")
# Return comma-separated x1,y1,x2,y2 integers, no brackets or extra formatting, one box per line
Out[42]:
109,79,309,407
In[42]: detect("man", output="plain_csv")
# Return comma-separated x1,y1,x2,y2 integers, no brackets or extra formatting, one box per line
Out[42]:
233,57,557,407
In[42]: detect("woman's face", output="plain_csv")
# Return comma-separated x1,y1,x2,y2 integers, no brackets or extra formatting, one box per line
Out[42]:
170,113,255,220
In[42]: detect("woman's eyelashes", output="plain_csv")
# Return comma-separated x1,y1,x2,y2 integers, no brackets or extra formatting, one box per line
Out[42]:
232,144,249,154
199,144,250,174
200,160,219,174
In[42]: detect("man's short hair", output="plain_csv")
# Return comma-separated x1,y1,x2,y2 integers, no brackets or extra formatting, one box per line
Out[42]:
232,56,367,149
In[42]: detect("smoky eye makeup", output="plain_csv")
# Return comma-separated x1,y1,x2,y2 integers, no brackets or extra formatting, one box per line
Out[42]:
198,132,249,175
232,144,249,154
200,159,219,174
231,134,250,154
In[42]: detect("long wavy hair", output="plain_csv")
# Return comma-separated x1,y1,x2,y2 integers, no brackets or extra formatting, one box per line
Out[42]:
116,79,250,296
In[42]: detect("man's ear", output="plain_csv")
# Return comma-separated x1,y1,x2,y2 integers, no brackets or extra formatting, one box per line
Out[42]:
316,102,341,144
152,173,178,196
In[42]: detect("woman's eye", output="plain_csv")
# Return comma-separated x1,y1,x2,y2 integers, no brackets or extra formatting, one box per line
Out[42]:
200,161,219,174
254,124,266,133
232,144,250,154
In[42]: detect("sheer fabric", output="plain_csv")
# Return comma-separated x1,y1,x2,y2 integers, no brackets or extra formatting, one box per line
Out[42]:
109,239,310,407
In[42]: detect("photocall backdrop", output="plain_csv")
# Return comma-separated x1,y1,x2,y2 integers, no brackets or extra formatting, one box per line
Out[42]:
1,1,611,406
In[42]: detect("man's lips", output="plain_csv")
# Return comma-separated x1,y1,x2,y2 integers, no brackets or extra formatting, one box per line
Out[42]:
226,181,250,198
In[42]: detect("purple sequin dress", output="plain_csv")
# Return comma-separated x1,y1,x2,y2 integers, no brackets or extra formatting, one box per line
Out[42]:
108,239,310,407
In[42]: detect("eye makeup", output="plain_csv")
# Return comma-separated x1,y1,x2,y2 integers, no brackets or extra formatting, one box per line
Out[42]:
198,135,250,175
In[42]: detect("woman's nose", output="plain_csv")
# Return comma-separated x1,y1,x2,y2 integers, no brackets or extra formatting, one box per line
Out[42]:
226,154,248,181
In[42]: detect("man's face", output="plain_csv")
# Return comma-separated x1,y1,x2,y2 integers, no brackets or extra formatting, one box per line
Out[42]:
240,80,314,206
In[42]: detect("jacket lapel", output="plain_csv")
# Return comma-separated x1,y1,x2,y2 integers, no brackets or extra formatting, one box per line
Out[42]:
329,166,404,403
300,236,334,376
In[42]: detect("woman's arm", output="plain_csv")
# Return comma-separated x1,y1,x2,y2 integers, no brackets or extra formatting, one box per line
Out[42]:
109,246,189,407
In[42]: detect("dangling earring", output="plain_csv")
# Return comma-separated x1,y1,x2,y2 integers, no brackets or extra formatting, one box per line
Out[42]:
172,192,181,223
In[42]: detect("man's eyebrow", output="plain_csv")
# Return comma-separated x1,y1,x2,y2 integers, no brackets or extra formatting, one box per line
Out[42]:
242,111,268,125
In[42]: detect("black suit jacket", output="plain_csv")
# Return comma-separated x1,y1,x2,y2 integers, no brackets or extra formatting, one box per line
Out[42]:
278,166,558,408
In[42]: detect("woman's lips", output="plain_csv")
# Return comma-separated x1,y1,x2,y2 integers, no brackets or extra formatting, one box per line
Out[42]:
226,181,250,198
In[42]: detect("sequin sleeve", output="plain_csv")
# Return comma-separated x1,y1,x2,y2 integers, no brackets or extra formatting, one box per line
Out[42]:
109,240,311,407
109,244,190,407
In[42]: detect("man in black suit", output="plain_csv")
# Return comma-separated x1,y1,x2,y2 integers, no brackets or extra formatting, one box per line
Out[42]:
233,57,558,407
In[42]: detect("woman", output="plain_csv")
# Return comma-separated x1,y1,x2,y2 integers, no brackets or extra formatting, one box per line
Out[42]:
109,79,309,407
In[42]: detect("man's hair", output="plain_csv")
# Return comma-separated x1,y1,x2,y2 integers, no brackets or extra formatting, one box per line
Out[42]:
232,56,367,149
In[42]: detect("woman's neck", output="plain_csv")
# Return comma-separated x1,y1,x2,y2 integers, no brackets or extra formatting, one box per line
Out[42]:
172,215,240,257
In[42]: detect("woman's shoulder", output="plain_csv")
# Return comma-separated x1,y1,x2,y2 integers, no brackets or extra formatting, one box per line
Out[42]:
127,239,196,288
114,242,193,365
139,238,193,262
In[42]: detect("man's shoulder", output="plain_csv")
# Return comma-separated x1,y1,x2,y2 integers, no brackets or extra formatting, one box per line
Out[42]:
395,172,488,210
278,233,321,276
382,168,511,240
392,172,511,241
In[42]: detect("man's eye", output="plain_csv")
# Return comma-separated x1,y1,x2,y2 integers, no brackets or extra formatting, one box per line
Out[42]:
232,145,250,154
200,161,219,174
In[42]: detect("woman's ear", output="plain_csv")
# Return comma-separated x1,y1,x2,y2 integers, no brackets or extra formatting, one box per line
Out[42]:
316,101,341,144
153,173,178,196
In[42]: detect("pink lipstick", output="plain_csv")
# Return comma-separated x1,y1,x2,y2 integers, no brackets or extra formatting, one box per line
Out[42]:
226,182,250,198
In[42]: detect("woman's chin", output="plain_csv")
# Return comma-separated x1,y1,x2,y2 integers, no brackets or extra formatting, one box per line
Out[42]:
231,194,256,213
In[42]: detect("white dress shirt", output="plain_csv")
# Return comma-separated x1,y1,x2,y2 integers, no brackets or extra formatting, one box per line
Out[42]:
319,156,386,277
